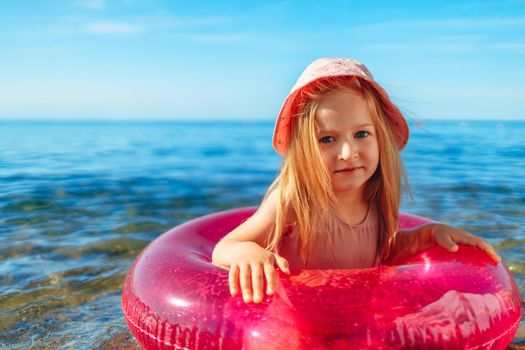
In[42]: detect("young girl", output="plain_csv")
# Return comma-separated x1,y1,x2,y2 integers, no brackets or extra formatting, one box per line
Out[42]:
212,57,501,304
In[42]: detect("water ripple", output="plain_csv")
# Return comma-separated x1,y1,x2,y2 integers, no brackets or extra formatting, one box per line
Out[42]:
1,120,523,349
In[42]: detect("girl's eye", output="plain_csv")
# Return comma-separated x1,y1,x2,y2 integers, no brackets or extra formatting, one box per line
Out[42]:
319,136,336,144
355,131,369,139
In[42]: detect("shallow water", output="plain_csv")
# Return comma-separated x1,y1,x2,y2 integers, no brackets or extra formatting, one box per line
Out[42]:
0,119,523,349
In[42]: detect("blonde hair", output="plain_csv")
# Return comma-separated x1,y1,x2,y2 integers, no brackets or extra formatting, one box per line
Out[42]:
266,76,408,266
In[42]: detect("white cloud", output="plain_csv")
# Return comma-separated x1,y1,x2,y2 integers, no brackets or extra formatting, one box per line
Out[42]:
357,16,525,32
70,14,234,37
487,42,525,52
359,42,477,54
84,22,143,34
172,33,259,43
358,40,525,54
158,16,234,28
76,0,105,10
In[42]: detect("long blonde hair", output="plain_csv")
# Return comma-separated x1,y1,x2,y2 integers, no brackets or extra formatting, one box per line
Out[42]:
266,76,408,266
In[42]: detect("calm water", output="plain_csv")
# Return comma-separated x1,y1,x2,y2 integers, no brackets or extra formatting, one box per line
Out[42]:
0,120,524,349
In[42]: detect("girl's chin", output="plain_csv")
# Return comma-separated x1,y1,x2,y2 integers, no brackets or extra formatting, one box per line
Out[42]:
331,183,367,194
331,174,372,193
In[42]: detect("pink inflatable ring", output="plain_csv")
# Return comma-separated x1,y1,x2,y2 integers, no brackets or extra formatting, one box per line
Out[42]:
122,207,522,349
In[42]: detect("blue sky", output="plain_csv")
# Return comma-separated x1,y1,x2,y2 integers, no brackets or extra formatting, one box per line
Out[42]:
0,0,524,120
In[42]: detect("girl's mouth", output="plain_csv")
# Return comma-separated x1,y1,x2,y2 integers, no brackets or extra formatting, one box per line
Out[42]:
334,167,363,174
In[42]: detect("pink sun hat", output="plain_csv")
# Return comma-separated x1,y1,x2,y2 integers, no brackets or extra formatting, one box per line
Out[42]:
272,58,409,156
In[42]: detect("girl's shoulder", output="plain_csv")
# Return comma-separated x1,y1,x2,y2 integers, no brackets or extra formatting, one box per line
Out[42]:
261,189,296,237
261,189,296,222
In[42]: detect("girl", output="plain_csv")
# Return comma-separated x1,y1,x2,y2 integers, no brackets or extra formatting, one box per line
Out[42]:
212,57,501,304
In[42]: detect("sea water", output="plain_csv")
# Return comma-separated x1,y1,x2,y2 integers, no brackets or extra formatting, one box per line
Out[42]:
0,119,523,349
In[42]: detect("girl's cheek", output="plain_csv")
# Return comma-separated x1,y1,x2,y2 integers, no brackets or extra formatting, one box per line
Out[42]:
319,147,334,159
362,137,376,145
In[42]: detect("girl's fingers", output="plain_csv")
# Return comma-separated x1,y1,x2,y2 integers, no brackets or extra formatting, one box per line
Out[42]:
450,231,478,245
239,263,252,303
228,265,240,296
250,263,264,303
263,263,277,296
473,238,501,262
449,232,502,263
274,254,290,274
435,233,458,252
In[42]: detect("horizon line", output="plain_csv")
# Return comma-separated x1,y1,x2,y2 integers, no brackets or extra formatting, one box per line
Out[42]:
1,117,524,123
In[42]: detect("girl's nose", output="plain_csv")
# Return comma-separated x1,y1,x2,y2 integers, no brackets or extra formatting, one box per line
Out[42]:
338,141,354,160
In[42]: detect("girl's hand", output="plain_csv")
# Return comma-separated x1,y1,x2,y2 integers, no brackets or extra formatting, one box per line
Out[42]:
431,224,501,263
228,241,290,303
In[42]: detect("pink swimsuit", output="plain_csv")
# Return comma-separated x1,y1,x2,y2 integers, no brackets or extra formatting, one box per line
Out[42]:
277,206,379,270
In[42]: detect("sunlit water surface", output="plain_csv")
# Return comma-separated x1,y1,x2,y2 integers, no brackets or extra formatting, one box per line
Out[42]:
0,120,523,349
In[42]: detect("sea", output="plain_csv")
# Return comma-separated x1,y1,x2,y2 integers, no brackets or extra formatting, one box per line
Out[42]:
0,119,524,349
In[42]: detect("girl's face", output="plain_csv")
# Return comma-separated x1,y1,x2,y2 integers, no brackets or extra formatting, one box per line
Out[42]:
315,90,380,196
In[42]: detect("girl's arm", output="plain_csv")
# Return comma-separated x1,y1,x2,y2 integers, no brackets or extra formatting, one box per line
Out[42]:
386,223,501,264
212,190,290,303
